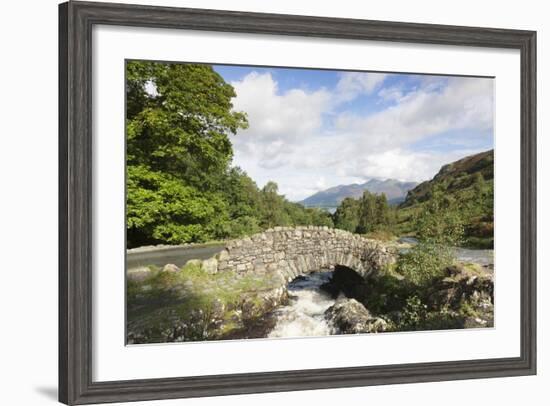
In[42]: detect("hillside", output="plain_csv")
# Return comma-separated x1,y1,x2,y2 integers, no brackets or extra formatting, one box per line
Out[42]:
401,149,494,207
300,179,418,208
397,149,494,248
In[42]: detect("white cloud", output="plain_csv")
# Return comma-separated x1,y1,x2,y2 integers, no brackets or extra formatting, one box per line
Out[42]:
315,176,327,190
336,77,494,154
335,72,387,102
228,72,493,201
230,72,331,170
346,148,478,183
231,72,329,140
377,85,405,102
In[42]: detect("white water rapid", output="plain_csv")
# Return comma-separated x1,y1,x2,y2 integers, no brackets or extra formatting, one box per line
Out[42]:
268,270,336,338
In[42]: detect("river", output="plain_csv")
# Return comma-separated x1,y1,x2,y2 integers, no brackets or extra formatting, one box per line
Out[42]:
398,237,494,267
267,239,494,338
268,270,337,338
128,239,493,339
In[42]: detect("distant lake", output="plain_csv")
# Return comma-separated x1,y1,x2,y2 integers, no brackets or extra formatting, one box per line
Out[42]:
301,205,337,214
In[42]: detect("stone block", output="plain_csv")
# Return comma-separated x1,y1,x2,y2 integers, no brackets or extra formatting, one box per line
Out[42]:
202,257,218,274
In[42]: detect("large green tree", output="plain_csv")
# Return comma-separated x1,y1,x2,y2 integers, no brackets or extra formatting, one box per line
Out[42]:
260,181,291,228
356,191,379,234
333,197,361,232
414,185,464,246
127,61,248,187
332,191,393,235
126,61,334,248
126,62,248,247
397,185,465,287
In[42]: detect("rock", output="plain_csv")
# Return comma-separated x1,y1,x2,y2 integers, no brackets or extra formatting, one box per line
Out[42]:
161,264,180,273
185,259,202,268
202,257,218,274
421,262,494,329
325,298,387,334
241,287,288,320
127,267,152,282
464,316,489,328
128,227,402,343
217,249,229,261
367,317,388,332
432,263,494,309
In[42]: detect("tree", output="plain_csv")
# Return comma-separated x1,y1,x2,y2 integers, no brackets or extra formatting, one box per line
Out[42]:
397,243,454,287
260,181,291,228
126,61,248,247
356,191,378,234
397,184,466,287
414,184,464,246
333,197,361,232
126,61,340,247
221,167,263,220
126,165,229,246
375,193,391,227
304,207,334,228
333,192,394,234
126,61,248,189
217,167,264,238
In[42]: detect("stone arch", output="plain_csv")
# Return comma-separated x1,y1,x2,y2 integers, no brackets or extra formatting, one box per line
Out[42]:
208,226,395,286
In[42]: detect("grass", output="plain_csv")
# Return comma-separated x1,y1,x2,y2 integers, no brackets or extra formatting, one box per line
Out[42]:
364,229,397,242
127,261,283,343
463,236,494,249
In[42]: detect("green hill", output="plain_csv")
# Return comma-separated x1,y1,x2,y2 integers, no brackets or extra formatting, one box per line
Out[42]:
397,150,494,248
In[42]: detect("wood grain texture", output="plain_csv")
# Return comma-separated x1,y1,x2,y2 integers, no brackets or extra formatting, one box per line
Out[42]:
58,1,537,404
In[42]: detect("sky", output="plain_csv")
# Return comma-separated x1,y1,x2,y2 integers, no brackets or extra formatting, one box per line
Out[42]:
212,64,494,202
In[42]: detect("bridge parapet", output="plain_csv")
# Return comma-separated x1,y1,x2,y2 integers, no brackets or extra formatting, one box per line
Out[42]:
208,226,395,283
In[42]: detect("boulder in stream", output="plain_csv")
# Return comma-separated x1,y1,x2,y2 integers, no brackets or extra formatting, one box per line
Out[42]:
325,297,387,334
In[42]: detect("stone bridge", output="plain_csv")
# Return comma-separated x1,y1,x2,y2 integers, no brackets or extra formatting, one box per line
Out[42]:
127,227,398,343
201,226,396,284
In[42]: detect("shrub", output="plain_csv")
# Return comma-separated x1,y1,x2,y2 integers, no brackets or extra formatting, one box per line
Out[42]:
399,295,463,331
397,243,453,287
400,296,428,329
365,229,395,241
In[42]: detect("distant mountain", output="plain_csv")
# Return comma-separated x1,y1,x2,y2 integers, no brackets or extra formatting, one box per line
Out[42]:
400,149,494,208
299,179,419,208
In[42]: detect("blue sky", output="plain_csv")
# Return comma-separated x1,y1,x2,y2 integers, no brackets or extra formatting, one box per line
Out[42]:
213,64,494,201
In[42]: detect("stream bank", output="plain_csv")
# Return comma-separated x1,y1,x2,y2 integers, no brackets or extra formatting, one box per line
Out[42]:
127,236,494,343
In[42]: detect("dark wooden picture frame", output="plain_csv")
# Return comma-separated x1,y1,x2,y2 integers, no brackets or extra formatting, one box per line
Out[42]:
59,1,537,404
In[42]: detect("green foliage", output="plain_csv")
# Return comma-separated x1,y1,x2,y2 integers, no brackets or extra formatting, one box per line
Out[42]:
397,295,463,331
364,229,395,241
332,197,360,232
333,191,394,235
222,167,263,220
398,150,494,248
301,207,334,227
221,216,262,239
126,61,248,188
397,185,463,287
356,191,377,233
260,181,290,228
400,296,428,329
397,243,453,287
127,263,278,342
127,165,230,245
126,60,335,248
413,184,465,246
362,267,411,315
